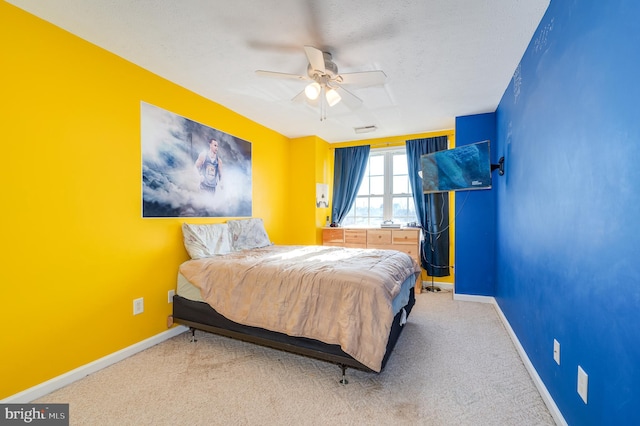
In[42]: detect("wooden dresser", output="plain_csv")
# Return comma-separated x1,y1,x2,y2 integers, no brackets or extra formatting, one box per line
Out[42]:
322,227,422,293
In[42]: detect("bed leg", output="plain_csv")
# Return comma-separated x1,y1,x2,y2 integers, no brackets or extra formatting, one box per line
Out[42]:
339,364,349,385
189,327,198,343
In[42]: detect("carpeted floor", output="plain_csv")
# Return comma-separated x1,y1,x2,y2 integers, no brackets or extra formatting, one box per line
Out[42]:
35,291,555,425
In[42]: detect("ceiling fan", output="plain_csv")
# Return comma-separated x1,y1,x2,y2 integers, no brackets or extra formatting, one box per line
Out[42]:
255,45,387,121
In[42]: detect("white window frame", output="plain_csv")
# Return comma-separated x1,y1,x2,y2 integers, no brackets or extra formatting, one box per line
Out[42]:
341,147,416,227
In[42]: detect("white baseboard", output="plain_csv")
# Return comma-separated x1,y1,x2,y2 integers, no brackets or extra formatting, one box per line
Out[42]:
452,292,494,304
452,292,566,426
2,325,188,403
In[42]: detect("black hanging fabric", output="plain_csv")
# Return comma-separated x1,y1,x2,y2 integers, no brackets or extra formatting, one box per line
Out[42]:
406,136,450,277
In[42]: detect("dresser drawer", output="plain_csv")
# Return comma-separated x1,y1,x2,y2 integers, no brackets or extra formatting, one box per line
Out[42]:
344,229,367,247
367,229,392,245
392,229,420,245
322,228,344,244
392,244,420,263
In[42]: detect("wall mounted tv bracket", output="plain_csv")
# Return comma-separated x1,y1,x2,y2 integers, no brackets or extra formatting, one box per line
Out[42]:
491,157,505,176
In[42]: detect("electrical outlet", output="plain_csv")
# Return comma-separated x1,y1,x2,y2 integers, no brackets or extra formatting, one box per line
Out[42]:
577,366,588,404
168,289,176,304
553,339,560,365
133,297,144,315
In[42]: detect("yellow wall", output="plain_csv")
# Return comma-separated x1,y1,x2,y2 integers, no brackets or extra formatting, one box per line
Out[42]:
288,136,333,244
1,2,456,400
288,136,319,243
1,2,291,399
315,137,333,242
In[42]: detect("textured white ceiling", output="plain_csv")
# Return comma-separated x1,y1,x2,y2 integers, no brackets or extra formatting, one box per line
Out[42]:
7,0,549,143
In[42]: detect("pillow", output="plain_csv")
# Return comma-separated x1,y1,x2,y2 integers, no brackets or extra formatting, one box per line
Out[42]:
182,223,232,259
227,218,272,251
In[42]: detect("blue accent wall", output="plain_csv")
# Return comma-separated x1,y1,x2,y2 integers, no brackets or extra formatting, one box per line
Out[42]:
456,1,640,424
454,113,497,296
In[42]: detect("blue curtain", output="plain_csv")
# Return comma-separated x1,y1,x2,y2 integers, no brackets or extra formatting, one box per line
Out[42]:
331,145,370,225
406,136,450,277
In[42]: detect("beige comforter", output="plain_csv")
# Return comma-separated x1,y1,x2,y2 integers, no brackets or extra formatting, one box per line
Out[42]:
179,245,420,372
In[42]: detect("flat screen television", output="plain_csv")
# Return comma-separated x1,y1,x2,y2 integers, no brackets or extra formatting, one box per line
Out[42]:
420,140,492,193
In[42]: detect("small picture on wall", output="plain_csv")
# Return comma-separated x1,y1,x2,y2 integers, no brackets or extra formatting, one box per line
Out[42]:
316,183,329,208
141,102,252,217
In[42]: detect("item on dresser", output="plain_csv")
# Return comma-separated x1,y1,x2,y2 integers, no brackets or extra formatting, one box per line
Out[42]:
381,220,401,228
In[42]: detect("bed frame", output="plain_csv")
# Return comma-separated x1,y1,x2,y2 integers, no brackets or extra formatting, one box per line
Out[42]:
171,288,415,383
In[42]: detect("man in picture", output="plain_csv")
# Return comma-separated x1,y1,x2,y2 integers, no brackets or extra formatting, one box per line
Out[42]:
195,138,223,192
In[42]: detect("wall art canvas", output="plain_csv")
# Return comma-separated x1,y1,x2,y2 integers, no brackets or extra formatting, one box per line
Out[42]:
316,183,329,208
141,102,252,217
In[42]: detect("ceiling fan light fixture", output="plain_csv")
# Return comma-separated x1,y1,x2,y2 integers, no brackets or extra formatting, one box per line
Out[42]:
256,46,384,119
325,87,341,107
304,82,321,100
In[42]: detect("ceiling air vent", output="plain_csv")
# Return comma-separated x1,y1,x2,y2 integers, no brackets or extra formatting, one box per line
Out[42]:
354,125,377,134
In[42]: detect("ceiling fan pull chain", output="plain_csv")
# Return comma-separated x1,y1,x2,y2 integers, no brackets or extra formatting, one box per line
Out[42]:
320,86,326,121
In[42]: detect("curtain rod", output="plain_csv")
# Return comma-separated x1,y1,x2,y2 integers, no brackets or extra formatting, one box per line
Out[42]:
368,135,452,149
370,142,400,148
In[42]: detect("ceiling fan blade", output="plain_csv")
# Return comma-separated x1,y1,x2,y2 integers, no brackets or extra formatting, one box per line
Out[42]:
304,45,326,74
291,89,307,103
255,70,308,81
292,89,321,106
334,86,362,109
338,70,387,87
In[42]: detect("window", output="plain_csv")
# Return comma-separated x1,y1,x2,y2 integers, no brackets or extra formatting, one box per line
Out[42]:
341,148,417,227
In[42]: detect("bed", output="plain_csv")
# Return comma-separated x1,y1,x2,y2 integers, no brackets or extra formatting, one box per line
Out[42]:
171,218,420,381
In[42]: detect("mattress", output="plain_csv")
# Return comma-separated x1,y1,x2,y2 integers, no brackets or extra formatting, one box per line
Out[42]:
173,287,415,372
177,270,415,318
175,245,420,371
